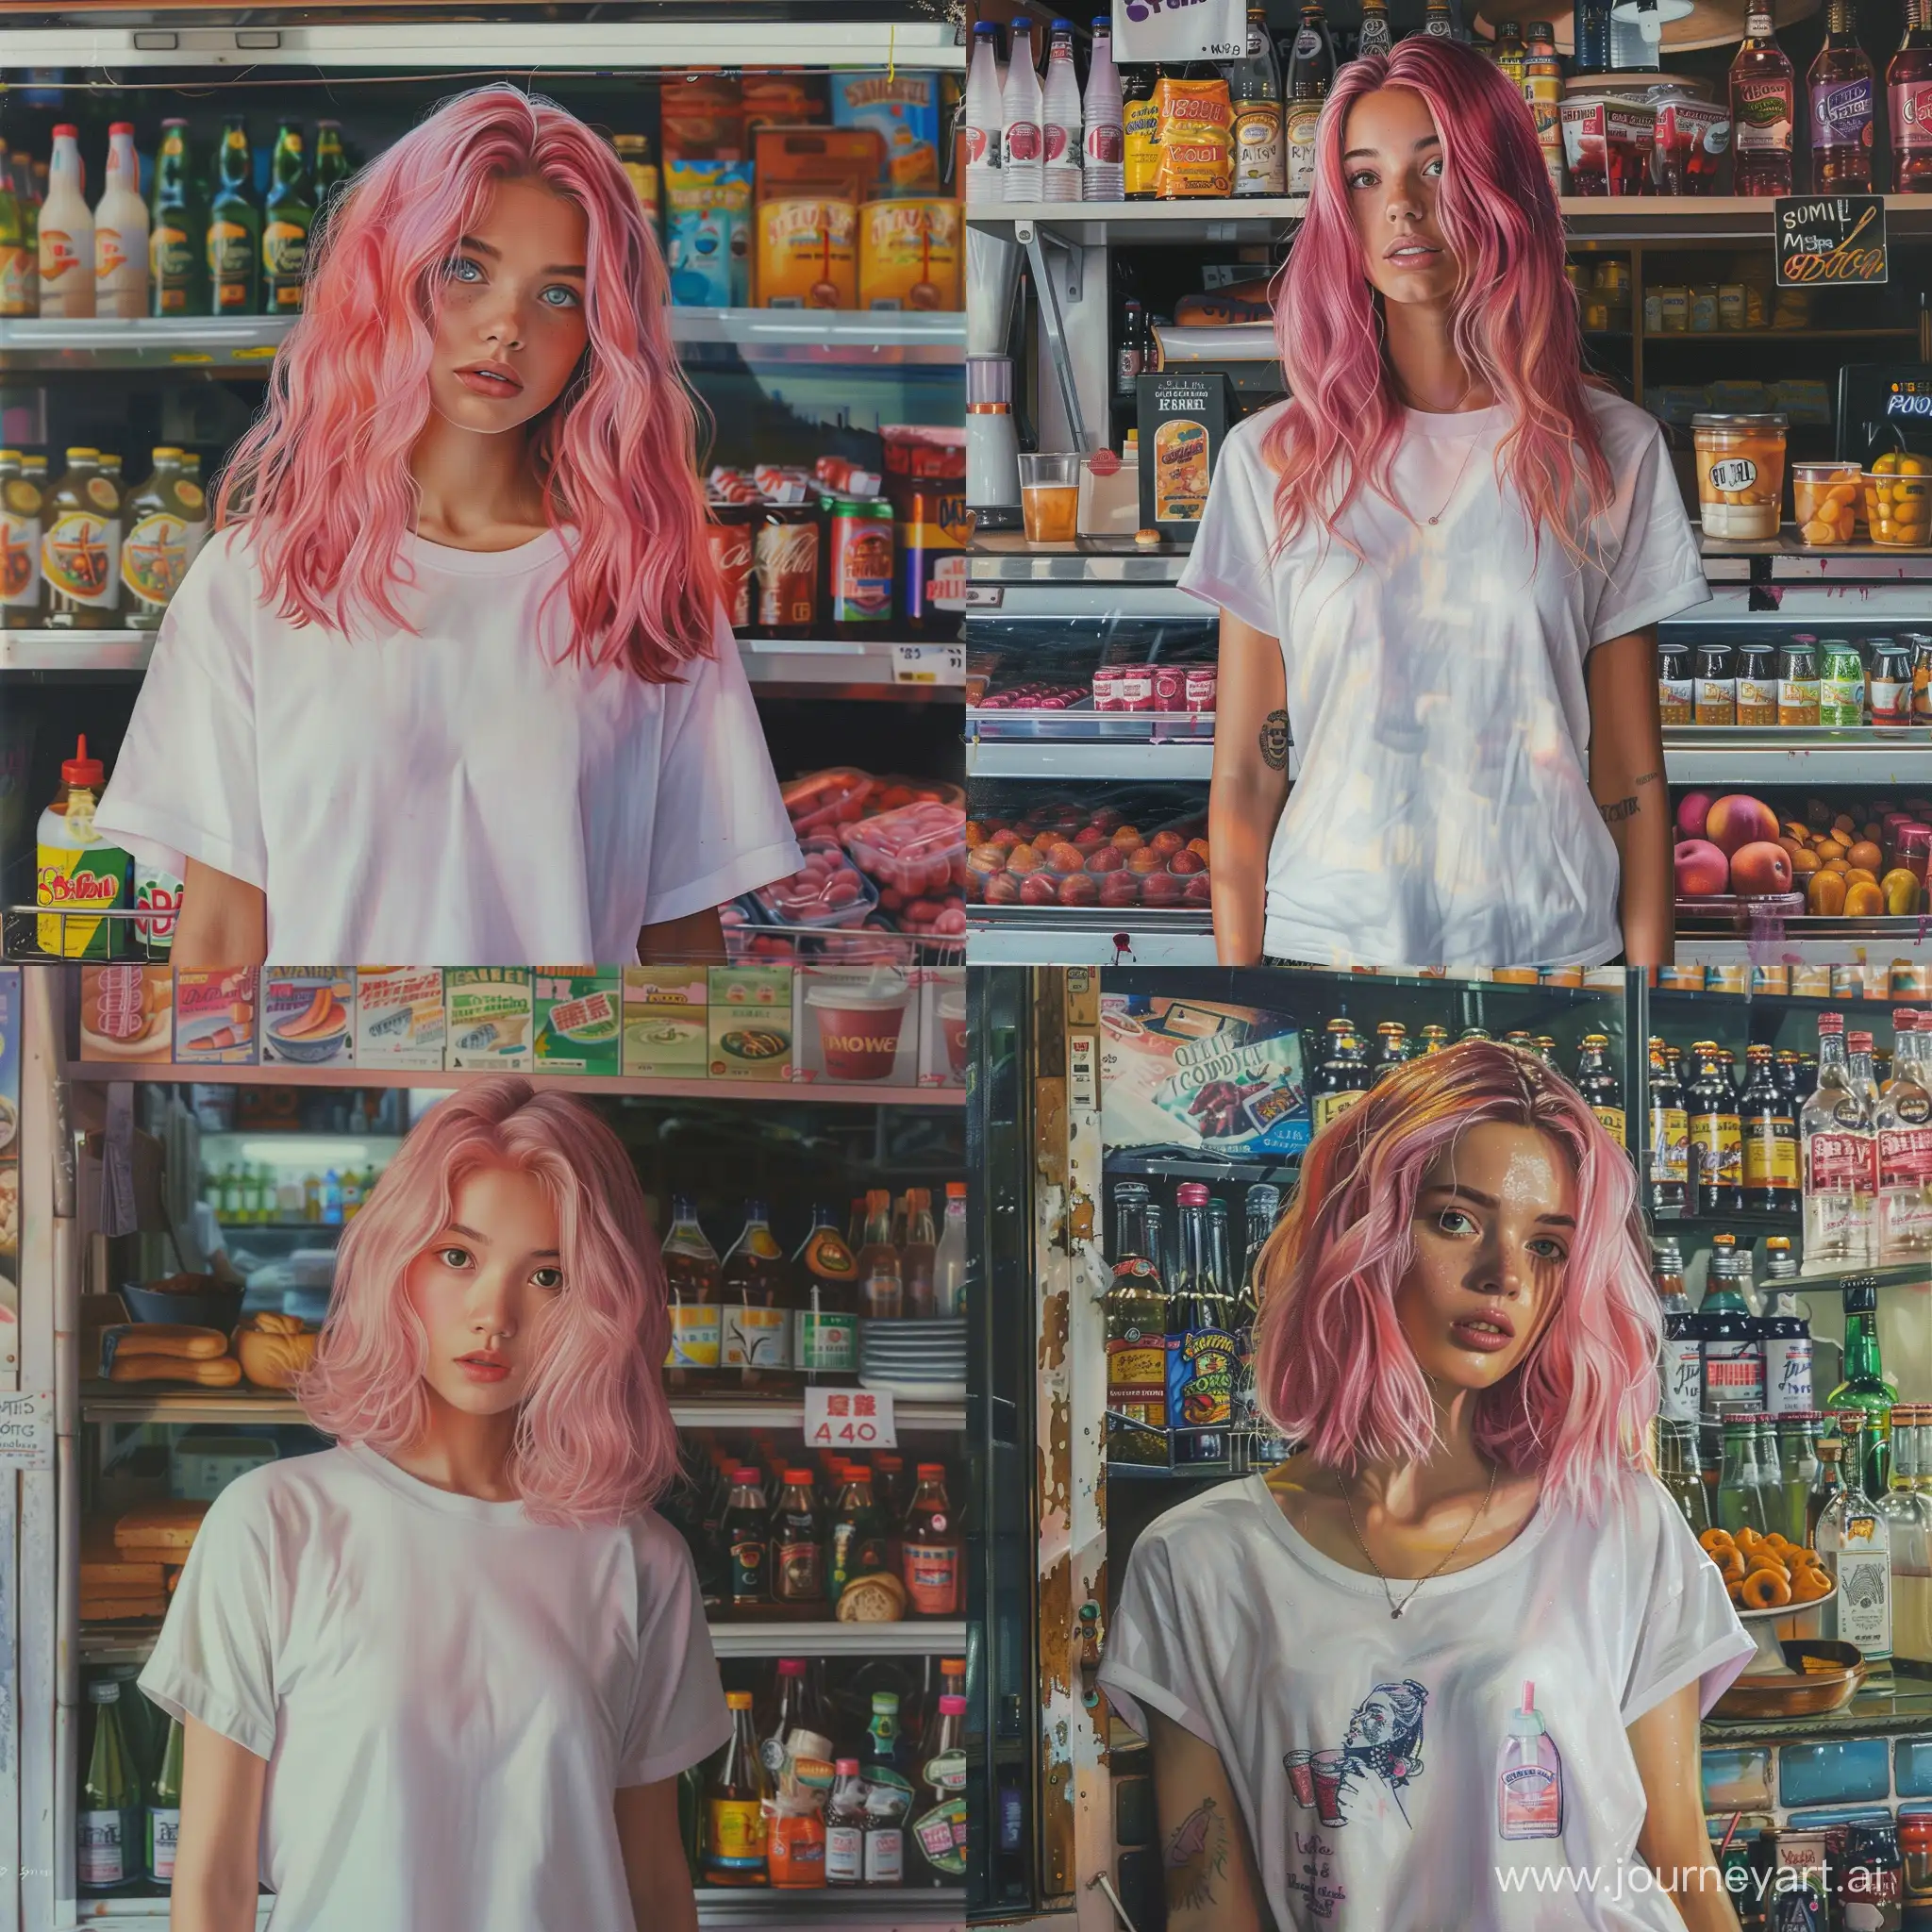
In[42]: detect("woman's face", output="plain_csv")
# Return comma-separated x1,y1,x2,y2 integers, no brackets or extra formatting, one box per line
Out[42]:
405,1162,565,1419
1392,1121,1574,1393
426,175,591,437
1341,85,1461,311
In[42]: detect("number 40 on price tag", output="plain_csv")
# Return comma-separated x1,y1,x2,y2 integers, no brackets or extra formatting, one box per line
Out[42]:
803,1386,898,1449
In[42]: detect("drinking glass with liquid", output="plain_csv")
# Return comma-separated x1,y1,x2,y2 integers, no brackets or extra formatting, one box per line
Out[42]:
1018,451,1080,543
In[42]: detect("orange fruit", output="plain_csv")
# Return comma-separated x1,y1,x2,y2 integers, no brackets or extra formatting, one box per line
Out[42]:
1786,844,1821,874
1848,840,1884,872
1834,813,1857,835
1882,867,1924,916
1845,879,1886,917
1807,870,1848,916
1782,821,1815,845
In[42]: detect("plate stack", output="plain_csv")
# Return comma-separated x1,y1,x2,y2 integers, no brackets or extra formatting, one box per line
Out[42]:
859,1318,966,1400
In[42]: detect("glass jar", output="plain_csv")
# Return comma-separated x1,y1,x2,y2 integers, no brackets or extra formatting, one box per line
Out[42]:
1864,453,1932,546
1692,412,1788,541
1657,637,1693,724
1693,640,1737,724
1777,636,1821,726
1791,460,1860,545
1738,641,1779,725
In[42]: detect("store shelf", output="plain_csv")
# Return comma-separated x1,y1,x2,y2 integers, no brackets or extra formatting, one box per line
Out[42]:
1641,327,1921,343
1,629,154,672
969,536,1191,584
709,1619,966,1658
965,913,1215,965
1674,914,1932,941
1561,193,1932,243
1697,529,1932,581
1705,1670,1932,1748
1663,728,1932,785
670,308,964,367
67,1892,963,1930
965,739,1212,781
969,196,1307,244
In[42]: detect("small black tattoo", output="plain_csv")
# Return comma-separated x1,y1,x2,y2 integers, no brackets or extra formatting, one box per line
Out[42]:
1600,794,1641,824
1260,710,1290,770
1634,769,1661,786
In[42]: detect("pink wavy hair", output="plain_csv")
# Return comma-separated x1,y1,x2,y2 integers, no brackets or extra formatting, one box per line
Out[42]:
1253,1038,1658,1518
1263,37,1613,563
296,1076,676,1527
215,85,719,681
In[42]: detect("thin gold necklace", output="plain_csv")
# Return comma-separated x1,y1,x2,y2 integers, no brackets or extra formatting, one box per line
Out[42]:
1410,425,1483,527
1339,1460,1499,1620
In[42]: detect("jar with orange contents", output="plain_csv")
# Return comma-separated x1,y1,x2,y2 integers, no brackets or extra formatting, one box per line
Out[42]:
1692,411,1788,541
1790,460,1860,545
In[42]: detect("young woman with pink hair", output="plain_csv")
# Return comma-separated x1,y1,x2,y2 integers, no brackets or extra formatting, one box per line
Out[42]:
95,86,799,967
140,1078,722,1932
1199,39,1706,973
1098,1040,1753,1932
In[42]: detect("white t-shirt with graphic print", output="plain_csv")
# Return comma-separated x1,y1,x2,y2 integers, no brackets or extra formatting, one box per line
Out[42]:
1098,1470,1753,1932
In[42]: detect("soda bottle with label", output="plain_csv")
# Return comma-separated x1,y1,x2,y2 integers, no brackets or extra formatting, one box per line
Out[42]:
771,1469,826,1612
724,1466,773,1611
908,1693,968,1884
1654,1237,1704,1425
1082,15,1126,201
147,1716,183,1887
1372,1021,1409,1084
722,1199,795,1391
37,734,131,958
1891,0,1932,188
1357,0,1393,58
1309,1018,1370,1130
262,121,314,314
858,1189,902,1320
0,140,29,320
1524,22,1566,191
1701,1241,1767,1416
121,448,204,629
1731,0,1796,194
861,1692,913,1882
94,123,149,320
1168,1183,1233,1466
1740,1043,1802,1214
1004,18,1046,202
1805,1015,1875,1269
1759,1239,1814,1414
825,1758,868,1884
1105,1181,1169,1466
1,449,42,628
901,1188,939,1319
1818,1413,1893,1660
1877,1011,1932,1261
149,121,203,317
1042,19,1085,203
1284,1,1336,195
1809,0,1877,188
39,125,93,319
965,21,1005,204
663,1194,722,1388
792,1204,859,1383
1577,1033,1626,1147
1123,65,1160,199
901,1462,961,1615
1232,8,1286,198
1689,1040,1745,1215
704,1690,770,1885
314,120,351,229
208,117,261,315
78,1679,141,1891
829,1462,890,1603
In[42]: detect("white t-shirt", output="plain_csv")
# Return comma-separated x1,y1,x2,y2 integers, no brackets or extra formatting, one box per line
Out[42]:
1178,391,1710,970
95,525,801,963
139,1443,730,1932
1099,1471,1753,1932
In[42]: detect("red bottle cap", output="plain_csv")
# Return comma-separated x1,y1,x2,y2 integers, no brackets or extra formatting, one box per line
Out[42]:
775,1657,807,1677
732,1466,762,1484
917,1461,946,1479
62,735,104,788
940,1694,968,1714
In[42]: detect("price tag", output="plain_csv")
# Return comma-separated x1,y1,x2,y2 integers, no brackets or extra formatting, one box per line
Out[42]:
964,585,1004,608
0,1391,53,1472
1774,193,1888,288
891,643,965,686
803,1385,898,1450
1070,1031,1100,1112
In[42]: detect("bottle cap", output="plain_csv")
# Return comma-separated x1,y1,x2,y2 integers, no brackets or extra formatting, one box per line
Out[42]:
836,1757,860,1773
1176,1182,1209,1206
872,1690,900,1712
941,1657,966,1673
725,1690,754,1709
732,1466,762,1484
109,121,135,136
62,735,104,788
940,1694,968,1714
917,1461,946,1478
52,124,77,139
1851,1031,1875,1051
783,1468,814,1485
947,1182,967,1199
775,1657,807,1677
89,1678,121,1702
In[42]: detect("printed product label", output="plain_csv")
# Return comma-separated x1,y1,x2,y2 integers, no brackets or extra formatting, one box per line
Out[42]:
666,1304,723,1370
911,1794,968,1874
730,1533,769,1602
42,511,116,606
825,1824,864,1882
1878,1125,1932,1190
262,219,308,294
150,222,194,307
38,844,130,959
831,1522,889,1595
831,521,892,624
796,1308,858,1373
1894,79,1932,150
1107,1333,1168,1426
1738,675,1778,722
2,504,41,609
924,1748,969,1792
208,219,254,306
1498,1763,1563,1838
1285,103,1324,195
1233,103,1284,194
1650,1105,1689,1185
1661,1338,1703,1423
1704,1340,1766,1409
1813,76,1874,144
148,1806,180,1882
1690,1113,1743,1188
1312,1089,1364,1130
1124,98,1161,195
707,1797,767,1871
1744,1124,1801,1191
1591,1106,1626,1149
902,1538,960,1614
1838,1513,1891,1657
357,968,447,1068
775,1530,824,1600
78,1809,125,1886
121,511,192,612
1658,675,1693,721
722,1303,788,1369
863,1824,905,1884
1736,77,1794,149
1807,1129,1873,1191
1766,1338,1814,1413
1006,119,1042,164
0,244,33,315
40,228,84,287
1168,1323,1234,1431
1709,457,1759,492
755,521,819,629
1086,123,1124,165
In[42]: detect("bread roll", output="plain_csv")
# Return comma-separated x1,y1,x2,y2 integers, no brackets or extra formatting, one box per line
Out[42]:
107,1353,242,1387
115,1499,208,1556
237,1315,318,1390
108,1324,231,1360
81,1520,166,1590
80,1594,170,1623
834,1571,906,1623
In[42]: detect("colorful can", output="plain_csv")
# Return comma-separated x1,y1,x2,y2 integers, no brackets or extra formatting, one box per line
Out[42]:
1821,639,1867,726
1092,664,1124,711
1185,664,1218,713
858,198,959,312
1152,664,1186,709
1872,636,1915,726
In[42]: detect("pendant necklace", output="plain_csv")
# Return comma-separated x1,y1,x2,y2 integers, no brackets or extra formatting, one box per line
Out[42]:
1340,1459,1499,1620
1414,427,1482,527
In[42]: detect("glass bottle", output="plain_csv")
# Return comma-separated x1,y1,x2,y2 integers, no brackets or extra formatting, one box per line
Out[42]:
901,1462,962,1616
207,115,260,314
858,1189,902,1321
704,1690,770,1885
724,1466,772,1612
861,1691,912,1884
793,1204,859,1384
1876,1013,1932,1262
261,120,313,313
1372,1021,1410,1084
1759,1239,1814,1415
1655,1237,1705,1426
1731,0,1797,194
1819,1414,1893,1662
1167,1183,1234,1466
1357,0,1393,58
147,1715,182,1888
1891,0,1932,188
662,1194,721,1390
1420,1024,1450,1056
1577,1033,1625,1147
1809,1430,1849,1547
314,119,351,223
1231,8,1286,198
1716,1412,1770,1537
148,119,201,317
1283,0,1336,196
119,447,201,630
1740,1044,1802,1215
0,448,41,629
721,1199,794,1391
824,1758,868,1885
1890,1408,1932,1663
1105,1182,1170,1466
908,1692,969,1884
771,1469,826,1613
1689,1040,1745,1216
829,1464,889,1604
1754,1415,1788,1539
901,1188,939,1319
1701,1243,1767,1418
1804,1013,1874,1270
1827,1276,1898,1497
1310,1019,1371,1130
1778,1410,1821,1544
1648,1036,1690,1216
42,447,121,629
78,1678,141,1890
1658,1415,1713,1535
1808,0,1876,190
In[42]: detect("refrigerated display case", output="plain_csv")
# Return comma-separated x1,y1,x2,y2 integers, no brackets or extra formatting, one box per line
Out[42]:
6,963,973,1931
974,966,1932,1930
0,4,968,960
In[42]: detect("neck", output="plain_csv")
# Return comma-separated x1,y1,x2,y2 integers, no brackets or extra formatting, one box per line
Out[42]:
388,1386,521,1502
1382,297,1495,414
408,409,547,541
1345,1382,1490,1518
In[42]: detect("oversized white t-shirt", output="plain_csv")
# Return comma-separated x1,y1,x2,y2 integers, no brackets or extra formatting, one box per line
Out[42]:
1179,391,1710,970
139,1443,730,1932
94,525,801,963
1099,1472,1753,1932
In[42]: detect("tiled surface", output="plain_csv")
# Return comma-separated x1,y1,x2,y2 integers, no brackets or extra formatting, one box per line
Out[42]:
1897,1735,1932,1798
1778,1738,1893,1807
1703,1747,1774,1811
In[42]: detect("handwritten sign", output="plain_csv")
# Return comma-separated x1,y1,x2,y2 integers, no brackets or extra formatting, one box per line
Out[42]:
803,1385,898,1450
0,1392,53,1472
1775,194,1889,287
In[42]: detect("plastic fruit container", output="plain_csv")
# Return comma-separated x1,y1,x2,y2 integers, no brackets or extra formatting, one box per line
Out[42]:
1791,461,1860,545
863,776,967,818
754,836,880,929
782,767,876,837
1692,411,1788,541
1863,455,1932,547
841,799,966,897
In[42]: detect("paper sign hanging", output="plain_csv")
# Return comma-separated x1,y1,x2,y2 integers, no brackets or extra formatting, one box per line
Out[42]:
1112,0,1247,66
0,1392,53,1472
804,1384,899,1450
1774,193,1888,288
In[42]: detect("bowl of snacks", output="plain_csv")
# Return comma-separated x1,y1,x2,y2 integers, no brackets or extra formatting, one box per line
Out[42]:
1863,452,1931,547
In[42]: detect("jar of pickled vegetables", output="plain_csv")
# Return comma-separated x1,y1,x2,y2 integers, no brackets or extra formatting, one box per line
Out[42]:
1691,411,1788,541
1862,450,1932,547
1791,460,1860,545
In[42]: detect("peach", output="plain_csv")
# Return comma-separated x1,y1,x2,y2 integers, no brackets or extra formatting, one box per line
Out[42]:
1882,868,1924,916
1072,825,1109,852
969,843,1009,875
1848,840,1884,874
1807,869,1847,917
1006,842,1043,874
1097,871,1141,906
1045,841,1087,875
1019,873,1060,906
1706,793,1780,856
984,870,1021,905
1730,840,1794,898
1182,871,1213,905
989,826,1022,851
1169,849,1208,876
1126,846,1167,874
1091,808,1124,831
1845,879,1886,917
1149,829,1187,857
1676,791,1715,841
1058,872,1099,906
1188,838,1212,861
1086,845,1126,874
1674,839,1730,896
1141,871,1185,906
1111,825,1144,851
1787,845,1821,875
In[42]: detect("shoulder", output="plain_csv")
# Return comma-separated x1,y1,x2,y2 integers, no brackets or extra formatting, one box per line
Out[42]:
624,1508,703,1590
1128,1477,1273,1577
199,1445,360,1539
1580,386,1669,464
1217,400,1292,480
1560,1469,1693,1574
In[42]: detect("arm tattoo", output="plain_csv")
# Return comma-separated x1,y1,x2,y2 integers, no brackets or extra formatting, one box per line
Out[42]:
1634,769,1661,786
1164,1796,1230,1912
1600,794,1641,825
1259,710,1290,771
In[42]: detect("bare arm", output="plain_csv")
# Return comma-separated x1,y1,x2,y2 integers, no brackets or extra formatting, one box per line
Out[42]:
1586,626,1673,968
1208,609,1291,967
1148,1707,1267,1932
637,906,725,965
174,860,267,970
170,1715,266,1932
614,1778,699,1932
1629,1684,1738,1932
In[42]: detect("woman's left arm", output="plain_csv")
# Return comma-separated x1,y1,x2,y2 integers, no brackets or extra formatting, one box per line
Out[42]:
1628,1683,1739,1932
638,906,725,964
1585,625,1674,968
615,1778,699,1932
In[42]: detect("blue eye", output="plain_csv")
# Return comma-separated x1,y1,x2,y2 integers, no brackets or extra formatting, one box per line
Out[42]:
540,284,580,309
444,256,483,284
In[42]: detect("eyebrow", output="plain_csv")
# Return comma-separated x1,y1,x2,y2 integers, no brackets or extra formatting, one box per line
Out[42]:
1341,135,1442,161
1419,1183,1575,1228
455,234,587,276
442,1222,562,1257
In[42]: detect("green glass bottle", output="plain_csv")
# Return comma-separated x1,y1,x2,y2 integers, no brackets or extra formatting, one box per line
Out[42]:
1827,1275,1898,1497
207,116,260,315
314,119,350,210
1657,1415,1712,1535
1716,1413,1769,1537
147,1715,183,1886
261,121,313,314
78,1678,141,1890
149,119,202,316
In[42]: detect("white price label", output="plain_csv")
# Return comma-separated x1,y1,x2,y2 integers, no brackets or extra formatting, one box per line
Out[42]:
964,585,1005,608
0,1391,53,1471
891,643,965,687
803,1385,898,1450
1070,1031,1100,1112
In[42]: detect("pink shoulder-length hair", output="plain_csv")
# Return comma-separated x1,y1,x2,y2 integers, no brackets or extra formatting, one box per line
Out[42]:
215,85,720,681
296,1075,676,1528
1252,1038,1658,1518
1263,37,1613,562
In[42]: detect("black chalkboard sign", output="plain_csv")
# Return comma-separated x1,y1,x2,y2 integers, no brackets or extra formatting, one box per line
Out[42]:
1774,194,1890,288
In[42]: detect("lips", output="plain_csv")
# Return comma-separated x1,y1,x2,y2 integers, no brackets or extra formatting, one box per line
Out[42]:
1450,1310,1516,1354
455,361,523,398
458,1350,510,1383
1385,242,1441,264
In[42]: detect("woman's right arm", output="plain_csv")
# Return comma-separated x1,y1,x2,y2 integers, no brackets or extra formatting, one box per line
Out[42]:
174,860,267,969
1148,1708,1267,1932
1208,610,1290,967
171,1716,267,1932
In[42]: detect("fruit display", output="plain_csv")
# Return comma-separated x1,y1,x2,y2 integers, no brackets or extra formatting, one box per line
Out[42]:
1791,460,1860,546
1674,791,1930,917
1863,451,1931,549
964,796,1211,910
974,683,1089,711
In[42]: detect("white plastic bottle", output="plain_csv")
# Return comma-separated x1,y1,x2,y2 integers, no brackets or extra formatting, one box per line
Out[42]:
39,125,94,319
1042,20,1085,203
934,1180,968,1317
1082,15,1126,201
93,122,149,319
1003,18,1046,202
965,20,1005,205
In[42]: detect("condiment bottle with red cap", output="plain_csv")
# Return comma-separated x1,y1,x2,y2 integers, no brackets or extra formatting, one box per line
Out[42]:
37,733,130,958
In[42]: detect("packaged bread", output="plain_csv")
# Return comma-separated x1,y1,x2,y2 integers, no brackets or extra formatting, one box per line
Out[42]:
80,1593,170,1623
858,199,959,311
81,1520,166,1591
1154,76,1233,198
237,1311,318,1390
834,1570,907,1623
106,1324,230,1360
115,1498,208,1557
107,1352,242,1387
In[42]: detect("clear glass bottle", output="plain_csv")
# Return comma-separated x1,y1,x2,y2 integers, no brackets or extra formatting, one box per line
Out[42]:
1701,1243,1767,1418
1778,1410,1822,1545
1658,1415,1713,1535
1231,8,1286,198
1717,1412,1770,1537
1759,1239,1814,1415
1818,1414,1893,1662
1877,1012,1932,1262
1881,1406,1932,1664
1648,1036,1690,1216
1808,0,1876,191
1731,0,1797,195
1891,0,1932,189
1105,1182,1170,1467
1655,1237,1704,1425
1804,1013,1874,1270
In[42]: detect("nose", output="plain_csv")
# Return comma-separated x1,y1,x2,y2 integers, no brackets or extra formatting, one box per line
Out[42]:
1466,1229,1526,1302
476,286,525,355
468,1267,519,1340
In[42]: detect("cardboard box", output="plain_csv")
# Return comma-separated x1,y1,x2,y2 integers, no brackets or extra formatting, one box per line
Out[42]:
622,968,709,1078
1099,993,1308,1158
1137,371,1230,543
259,968,355,1068
174,969,259,1066
707,965,793,1081
795,963,918,1086
533,970,622,1075
77,965,173,1064
919,964,967,1088
444,970,534,1073
356,968,446,1071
